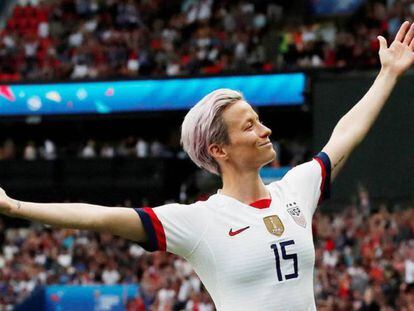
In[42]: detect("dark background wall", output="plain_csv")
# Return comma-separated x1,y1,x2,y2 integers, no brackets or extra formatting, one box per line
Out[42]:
0,158,195,206
313,71,414,202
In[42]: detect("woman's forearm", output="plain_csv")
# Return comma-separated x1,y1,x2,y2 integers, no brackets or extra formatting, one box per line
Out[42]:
0,188,146,242
322,69,399,181
9,200,108,231
332,68,398,145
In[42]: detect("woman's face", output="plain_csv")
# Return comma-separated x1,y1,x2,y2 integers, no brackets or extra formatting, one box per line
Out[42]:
218,100,276,172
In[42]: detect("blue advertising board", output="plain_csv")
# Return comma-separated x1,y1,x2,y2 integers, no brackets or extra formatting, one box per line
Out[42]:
308,0,366,15
45,285,138,311
44,285,139,311
15,285,140,311
0,73,305,116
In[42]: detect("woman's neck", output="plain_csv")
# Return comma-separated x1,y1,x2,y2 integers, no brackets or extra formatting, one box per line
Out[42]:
220,169,270,205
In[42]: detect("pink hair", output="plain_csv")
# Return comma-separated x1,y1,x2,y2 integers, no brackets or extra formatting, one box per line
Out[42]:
180,88,243,175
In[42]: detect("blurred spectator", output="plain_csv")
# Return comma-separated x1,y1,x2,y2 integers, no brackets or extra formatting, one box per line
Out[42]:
57,248,72,268
23,141,37,160
80,139,97,158
359,286,380,311
150,140,164,157
117,136,136,157
102,261,121,285
183,0,213,24
405,248,414,284
359,185,372,216
127,294,146,311
156,279,176,310
135,138,148,158
100,143,115,158
2,139,16,160
39,139,57,160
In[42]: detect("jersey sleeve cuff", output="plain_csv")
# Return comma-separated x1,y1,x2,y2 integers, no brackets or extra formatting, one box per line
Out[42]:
313,151,331,205
133,207,166,252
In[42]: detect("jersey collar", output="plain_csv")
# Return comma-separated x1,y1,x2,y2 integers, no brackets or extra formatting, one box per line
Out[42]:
216,190,272,209
249,198,272,209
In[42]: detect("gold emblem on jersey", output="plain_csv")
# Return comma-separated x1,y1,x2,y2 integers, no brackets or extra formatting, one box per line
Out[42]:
263,215,284,236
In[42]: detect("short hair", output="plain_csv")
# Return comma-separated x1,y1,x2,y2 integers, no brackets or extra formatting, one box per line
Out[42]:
181,88,243,175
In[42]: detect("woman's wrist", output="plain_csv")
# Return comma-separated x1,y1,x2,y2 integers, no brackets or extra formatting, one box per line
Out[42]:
379,66,400,81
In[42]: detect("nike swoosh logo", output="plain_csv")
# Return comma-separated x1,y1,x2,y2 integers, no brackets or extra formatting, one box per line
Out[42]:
229,226,250,236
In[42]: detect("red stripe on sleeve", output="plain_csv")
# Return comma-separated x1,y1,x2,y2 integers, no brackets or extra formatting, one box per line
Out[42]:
314,157,327,204
143,207,166,251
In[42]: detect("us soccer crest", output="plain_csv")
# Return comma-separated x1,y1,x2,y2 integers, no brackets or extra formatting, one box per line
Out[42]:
287,202,307,228
263,215,284,236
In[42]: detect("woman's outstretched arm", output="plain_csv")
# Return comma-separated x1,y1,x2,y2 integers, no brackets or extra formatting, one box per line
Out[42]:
322,21,414,181
0,187,147,242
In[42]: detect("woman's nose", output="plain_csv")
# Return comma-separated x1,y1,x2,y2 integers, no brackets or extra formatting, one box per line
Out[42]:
259,123,272,138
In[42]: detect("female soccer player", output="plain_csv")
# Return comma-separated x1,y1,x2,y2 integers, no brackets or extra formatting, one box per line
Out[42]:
1,21,414,310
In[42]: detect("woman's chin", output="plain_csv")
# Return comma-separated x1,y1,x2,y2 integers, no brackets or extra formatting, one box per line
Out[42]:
260,151,277,167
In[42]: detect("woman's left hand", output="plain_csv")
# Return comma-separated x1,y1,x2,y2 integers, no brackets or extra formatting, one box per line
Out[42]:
378,21,414,77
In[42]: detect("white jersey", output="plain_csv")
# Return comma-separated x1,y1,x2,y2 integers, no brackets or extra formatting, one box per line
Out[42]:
135,152,331,311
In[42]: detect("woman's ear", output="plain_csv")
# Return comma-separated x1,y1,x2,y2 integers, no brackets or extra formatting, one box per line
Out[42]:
208,143,228,161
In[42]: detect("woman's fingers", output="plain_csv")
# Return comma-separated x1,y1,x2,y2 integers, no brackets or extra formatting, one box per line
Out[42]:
377,36,388,51
395,21,410,42
409,36,414,50
403,23,414,45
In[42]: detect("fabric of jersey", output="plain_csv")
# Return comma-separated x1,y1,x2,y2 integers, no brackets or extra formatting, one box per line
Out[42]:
134,152,331,311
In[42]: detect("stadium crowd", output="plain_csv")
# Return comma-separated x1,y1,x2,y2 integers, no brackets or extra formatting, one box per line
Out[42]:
1,0,413,82
0,188,413,310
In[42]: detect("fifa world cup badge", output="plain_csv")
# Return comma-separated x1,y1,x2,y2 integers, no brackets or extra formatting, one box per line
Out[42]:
263,215,284,236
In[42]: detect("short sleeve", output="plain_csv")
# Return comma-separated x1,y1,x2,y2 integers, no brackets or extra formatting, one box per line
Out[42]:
134,202,209,258
280,152,331,214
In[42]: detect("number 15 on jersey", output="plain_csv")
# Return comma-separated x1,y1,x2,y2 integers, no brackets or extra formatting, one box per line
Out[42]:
270,239,298,282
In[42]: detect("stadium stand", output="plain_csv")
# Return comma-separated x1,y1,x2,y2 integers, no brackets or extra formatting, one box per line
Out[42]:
2,0,414,82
